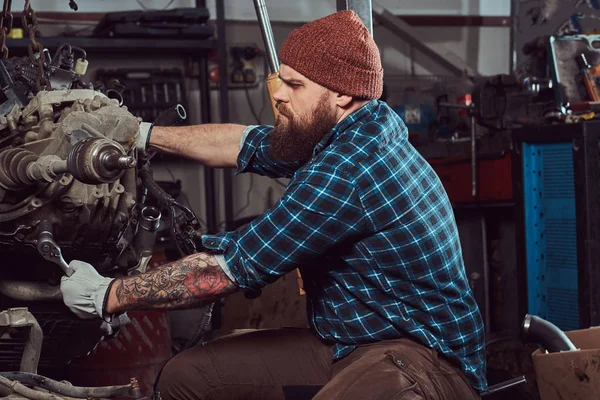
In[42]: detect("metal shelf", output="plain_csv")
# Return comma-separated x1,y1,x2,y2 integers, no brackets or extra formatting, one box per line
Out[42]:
5,37,216,55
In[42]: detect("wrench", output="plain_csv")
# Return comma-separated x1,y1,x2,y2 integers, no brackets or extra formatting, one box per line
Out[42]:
37,220,73,277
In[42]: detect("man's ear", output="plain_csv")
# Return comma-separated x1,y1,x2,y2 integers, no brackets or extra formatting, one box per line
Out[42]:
335,93,353,108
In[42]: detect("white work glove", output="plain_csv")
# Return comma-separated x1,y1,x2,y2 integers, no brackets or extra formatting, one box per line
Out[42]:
60,260,115,322
135,121,153,153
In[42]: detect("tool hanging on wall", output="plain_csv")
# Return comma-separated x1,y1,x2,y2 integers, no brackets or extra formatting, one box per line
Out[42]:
252,0,281,121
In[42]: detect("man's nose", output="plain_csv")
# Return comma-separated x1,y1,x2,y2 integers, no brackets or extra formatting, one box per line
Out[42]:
272,81,288,103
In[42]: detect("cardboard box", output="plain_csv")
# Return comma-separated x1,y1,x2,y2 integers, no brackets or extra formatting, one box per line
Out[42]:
532,328,600,400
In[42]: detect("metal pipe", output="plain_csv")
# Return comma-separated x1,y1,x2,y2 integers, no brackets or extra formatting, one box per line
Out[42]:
131,206,161,274
0,374,71,400
20,317,43,375
0,372,142,399
337,0,373,36
253,0,279,73
216,0,234,232
0,309,43,374
509,0,518,73
471,113,476,197
521,314,577,353
134,206,160,254
252,0,281,120
0,281,61,301
198,56,217,234
480,376,527,397
481,216,490,331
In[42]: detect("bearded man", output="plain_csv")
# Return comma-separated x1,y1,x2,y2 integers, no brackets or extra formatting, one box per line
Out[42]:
60,10,487,400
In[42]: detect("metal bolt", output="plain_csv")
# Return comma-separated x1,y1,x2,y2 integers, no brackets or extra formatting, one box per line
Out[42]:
117,155,136,169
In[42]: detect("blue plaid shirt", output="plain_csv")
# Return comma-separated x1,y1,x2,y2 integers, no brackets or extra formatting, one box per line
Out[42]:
202,100,487,391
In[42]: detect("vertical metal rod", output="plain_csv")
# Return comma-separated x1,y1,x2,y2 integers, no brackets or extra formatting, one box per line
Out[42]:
471,112,477,197
509,0,518,73
337,0,373,37
198,56,217,234
253,0,279,74
481,215,490,331
216,0,234,232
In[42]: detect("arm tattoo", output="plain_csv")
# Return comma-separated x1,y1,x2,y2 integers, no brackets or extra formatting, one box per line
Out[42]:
112,253,237,312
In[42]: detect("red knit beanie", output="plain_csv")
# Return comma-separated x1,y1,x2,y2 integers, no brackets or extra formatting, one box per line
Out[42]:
278,10,383,99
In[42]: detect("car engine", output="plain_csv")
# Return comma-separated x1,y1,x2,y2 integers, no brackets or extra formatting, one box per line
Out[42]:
0,1,205,394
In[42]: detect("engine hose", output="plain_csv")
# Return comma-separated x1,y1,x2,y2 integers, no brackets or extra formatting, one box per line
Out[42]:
184,303,214,349
0,374,72,400
521,314,578,352
153,104,187,127
0,372,139,399
138,166,175,208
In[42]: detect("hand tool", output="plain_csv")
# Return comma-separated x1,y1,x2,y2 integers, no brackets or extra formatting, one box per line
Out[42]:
37,219,73,276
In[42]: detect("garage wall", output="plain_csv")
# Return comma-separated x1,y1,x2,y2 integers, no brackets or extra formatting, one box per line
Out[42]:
10,0,509,19
213,22,511,225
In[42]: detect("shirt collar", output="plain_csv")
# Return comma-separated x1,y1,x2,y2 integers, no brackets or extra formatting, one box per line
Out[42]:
312,99,379,157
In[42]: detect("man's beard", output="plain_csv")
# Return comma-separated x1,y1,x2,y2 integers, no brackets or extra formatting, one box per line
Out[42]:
268,92,338,164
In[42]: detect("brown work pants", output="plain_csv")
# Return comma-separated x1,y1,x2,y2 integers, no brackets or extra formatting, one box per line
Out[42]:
158,328,481,400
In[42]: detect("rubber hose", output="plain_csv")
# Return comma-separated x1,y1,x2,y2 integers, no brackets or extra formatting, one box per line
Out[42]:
153,104,187,127
521,314,577,352
139,167,175,207
0,372,135,399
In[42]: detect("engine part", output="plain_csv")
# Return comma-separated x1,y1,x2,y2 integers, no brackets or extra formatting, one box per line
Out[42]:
0,281,61,301
0,308,42,374
0,372,141,399
36,220,72,276
0,89,142,374
0,60,28,117
131,205,161,274
0,89,140,271
153,103,186,126
67,137,135,184
521,314,578,353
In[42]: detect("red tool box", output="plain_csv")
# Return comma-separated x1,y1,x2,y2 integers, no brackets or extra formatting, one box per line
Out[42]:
428,153,513,203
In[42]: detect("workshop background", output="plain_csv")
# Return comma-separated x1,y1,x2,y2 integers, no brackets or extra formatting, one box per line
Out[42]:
2,0,600,399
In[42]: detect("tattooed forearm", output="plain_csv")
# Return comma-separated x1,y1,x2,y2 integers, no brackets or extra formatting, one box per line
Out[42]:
105,253,237,313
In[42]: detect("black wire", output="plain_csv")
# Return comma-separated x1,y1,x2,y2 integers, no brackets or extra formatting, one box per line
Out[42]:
244,83,262,124
218,173,255,231
243,55,269,125
165,165,176,181
164,165,206,226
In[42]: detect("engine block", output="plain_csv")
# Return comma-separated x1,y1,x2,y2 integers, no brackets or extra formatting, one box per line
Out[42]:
0,90,141,273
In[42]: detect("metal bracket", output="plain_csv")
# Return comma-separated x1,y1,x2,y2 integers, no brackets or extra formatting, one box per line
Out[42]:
372,3,480,78
0,308,42,374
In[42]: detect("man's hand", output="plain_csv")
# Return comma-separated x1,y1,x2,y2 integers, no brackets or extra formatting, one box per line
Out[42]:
60,260,115,321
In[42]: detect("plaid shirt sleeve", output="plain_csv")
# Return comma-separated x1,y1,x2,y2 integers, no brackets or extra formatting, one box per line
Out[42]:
235,125,301,179
202,160,367,291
